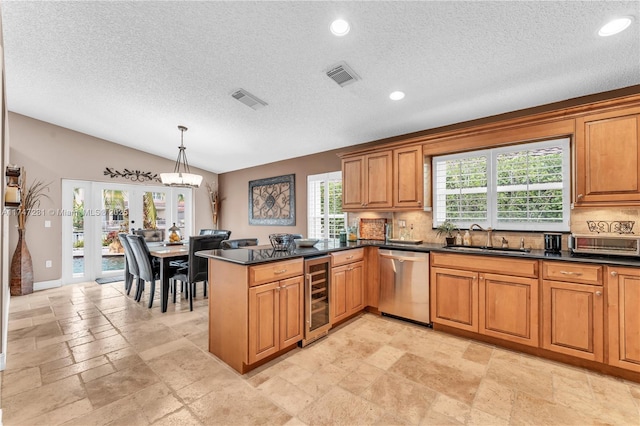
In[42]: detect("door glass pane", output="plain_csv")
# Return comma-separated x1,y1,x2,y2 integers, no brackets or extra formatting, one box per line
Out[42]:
101,189,128,274
72,187,86,278
143,191,167,237
177,192,186,236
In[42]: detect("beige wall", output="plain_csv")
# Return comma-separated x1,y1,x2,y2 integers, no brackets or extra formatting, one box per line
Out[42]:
218,149,342,243
7,112,218,284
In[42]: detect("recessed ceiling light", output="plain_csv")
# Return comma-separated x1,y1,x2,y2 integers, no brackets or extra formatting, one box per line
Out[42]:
389,91,405,101
330,19,350,36
598,17,633,36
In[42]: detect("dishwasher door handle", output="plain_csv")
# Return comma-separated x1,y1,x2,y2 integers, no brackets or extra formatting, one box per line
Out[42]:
379,253,428,262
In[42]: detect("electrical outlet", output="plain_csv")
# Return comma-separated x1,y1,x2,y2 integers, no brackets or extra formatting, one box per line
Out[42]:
45,260,52,268
44,220,51,228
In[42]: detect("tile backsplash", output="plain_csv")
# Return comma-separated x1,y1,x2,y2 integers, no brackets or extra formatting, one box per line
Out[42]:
347,207,640,251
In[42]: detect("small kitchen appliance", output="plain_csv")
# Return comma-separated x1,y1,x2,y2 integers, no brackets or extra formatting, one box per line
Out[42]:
568,234,640,257
543,233,562,253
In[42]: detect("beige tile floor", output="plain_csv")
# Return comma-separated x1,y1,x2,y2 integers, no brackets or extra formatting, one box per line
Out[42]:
2,280,640,425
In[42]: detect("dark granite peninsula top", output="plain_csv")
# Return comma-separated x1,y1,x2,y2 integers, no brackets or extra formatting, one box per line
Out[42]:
196,239,640,268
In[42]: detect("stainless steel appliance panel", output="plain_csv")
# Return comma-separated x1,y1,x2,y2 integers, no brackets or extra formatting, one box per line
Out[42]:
569,234,640,257
378,250,430,324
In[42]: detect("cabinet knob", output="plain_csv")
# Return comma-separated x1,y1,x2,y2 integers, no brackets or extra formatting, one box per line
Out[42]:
610,271,618,277
274,269,287,275
577,194,584,199
418,201,422,205
595,291,602,297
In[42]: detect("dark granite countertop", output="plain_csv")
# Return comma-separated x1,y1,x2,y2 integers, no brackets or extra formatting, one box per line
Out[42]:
196,239,640,268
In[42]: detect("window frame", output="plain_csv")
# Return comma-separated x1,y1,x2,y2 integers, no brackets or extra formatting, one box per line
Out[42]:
307,171,345,240
432,138,570,232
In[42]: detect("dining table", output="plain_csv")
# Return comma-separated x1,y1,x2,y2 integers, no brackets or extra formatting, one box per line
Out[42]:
149,244,189,313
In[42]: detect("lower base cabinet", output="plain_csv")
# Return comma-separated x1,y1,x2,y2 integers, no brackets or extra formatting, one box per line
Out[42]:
430,253,539,347
209,257,304,374
542,280,603,362
607,266,640,373
330,249,365,325
248,276,304,365
480,273,539,347
430,267,478,332
331,261,364,324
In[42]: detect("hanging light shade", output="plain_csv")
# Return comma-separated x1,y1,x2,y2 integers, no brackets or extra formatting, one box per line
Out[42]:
160,125,203,188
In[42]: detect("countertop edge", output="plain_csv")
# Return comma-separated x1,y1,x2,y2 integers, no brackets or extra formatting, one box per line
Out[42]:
195,240,640,268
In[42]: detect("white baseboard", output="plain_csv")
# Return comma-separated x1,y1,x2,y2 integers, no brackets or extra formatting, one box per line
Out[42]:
34,279,62,291
0,352,5,370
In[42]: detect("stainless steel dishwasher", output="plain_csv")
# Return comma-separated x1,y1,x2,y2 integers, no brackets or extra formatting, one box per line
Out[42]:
378,250,430,324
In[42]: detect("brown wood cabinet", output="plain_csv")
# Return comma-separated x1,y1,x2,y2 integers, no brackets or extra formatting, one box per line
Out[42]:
430,266,478,332
331,249,365,324
341,145,424,211
607,266,640,373
342,151,393,210
209,258,304,373
479,273,539,347
248,275,303,365
393,145,424,208
541,261,604,362
430,253,539,346
575,107,640,205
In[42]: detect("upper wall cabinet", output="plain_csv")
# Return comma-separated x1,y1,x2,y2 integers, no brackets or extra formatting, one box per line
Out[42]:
575,106,640,206
342,146,424,211
342,151,393,210
393,145,424,209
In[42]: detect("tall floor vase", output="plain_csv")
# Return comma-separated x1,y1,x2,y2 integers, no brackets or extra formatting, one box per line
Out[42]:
10,228,33,296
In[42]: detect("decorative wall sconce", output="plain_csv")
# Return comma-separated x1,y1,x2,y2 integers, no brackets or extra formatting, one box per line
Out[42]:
5,165,22,208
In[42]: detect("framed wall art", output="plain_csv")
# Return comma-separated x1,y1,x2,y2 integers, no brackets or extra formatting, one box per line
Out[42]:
248,174,295,226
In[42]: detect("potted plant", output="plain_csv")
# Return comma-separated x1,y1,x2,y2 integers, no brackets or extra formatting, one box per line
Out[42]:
435,221,458,246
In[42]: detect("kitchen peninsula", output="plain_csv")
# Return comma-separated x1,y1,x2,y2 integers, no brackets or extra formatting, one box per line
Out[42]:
199,241,640,381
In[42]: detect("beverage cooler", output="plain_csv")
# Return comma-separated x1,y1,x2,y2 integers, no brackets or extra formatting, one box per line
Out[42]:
302,255,331,346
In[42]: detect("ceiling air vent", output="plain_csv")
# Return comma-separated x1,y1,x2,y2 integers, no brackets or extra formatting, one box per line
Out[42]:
326,61,360,87
231,89,268,110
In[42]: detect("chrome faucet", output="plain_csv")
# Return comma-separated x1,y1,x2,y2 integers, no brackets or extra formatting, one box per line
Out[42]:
469,224,493,248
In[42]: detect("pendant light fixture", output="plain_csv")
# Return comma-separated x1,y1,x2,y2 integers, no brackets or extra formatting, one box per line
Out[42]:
160,125,203,188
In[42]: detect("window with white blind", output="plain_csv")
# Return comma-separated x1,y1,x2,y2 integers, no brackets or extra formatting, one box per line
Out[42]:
307,171,346,239
433,138,570,232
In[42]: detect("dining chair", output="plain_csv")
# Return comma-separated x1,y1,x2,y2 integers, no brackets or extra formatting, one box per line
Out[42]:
199,229,232,239
126,234,161,308
171,234,228,311
220,238,259,249
118,232,138,296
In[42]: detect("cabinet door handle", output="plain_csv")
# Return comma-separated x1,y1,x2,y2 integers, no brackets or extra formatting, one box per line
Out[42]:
610,271,618,277
274,269,287,275
560,271,582,276
346,255,353,260
595,291,602,296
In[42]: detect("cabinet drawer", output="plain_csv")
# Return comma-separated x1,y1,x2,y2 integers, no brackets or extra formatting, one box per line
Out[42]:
542,261,602,285
431,252,538,278
331,248,365,267
249,258,303,287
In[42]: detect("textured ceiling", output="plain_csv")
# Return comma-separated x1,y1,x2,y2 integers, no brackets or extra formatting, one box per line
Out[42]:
2,1,639,173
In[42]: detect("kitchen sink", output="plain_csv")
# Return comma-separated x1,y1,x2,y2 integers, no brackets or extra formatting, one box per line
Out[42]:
444,245,531,255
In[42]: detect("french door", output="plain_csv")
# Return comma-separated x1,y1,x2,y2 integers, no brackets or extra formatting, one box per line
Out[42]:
61,180,192,284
